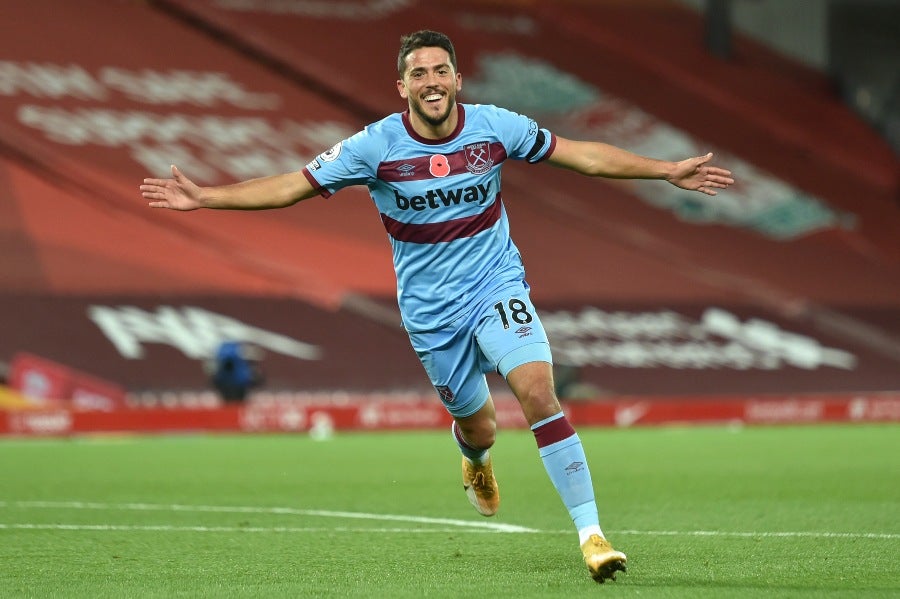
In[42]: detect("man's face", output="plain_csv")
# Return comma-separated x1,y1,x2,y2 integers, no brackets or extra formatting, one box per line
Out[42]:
397,46,462,128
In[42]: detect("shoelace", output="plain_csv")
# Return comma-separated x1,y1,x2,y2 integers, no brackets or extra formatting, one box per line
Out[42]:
471,471,495,496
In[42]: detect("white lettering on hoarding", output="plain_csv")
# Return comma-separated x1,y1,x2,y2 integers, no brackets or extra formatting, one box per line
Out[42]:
15,105,353,183
701,308,856,369
848,398,900,421
88,305,322,361
99,68,279,109
0,62,277,108
13,412,73,435
745,400,824,423
0,62,106,100
1,61,357,184
543,307,856,371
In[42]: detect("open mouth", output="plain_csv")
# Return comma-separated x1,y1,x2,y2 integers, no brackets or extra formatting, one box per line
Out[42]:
423,93,443,103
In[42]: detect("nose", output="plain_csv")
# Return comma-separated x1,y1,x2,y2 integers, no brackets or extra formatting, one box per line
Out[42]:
425,68,448,86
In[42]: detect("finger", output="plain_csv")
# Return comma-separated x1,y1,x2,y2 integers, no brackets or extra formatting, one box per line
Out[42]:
141,178,170,187
139,186,167,196
171,164,183,180
148,201,171,208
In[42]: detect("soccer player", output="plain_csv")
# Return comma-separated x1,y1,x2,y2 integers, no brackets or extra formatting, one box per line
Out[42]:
141,30,734,583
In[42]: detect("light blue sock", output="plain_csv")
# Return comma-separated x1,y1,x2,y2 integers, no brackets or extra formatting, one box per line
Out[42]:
531,413,601,535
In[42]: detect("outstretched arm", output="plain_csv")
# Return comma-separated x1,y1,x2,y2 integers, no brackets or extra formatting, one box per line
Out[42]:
140,165,319,211
546,137,734,196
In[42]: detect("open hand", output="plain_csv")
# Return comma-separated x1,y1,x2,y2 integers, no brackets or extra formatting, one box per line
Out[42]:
140,165,203,210
668,153,734,196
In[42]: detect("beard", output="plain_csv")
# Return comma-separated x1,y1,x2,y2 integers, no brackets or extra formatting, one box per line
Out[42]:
411,93,455,128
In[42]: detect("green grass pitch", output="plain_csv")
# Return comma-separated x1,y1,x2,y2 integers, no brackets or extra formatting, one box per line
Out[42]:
1,424,898,597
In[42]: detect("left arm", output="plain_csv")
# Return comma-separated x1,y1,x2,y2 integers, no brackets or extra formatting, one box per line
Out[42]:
546,137,734,196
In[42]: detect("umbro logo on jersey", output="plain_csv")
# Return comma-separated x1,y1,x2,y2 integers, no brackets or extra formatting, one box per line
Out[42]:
515,326,532,338
397,163,416,177
394,183,490,211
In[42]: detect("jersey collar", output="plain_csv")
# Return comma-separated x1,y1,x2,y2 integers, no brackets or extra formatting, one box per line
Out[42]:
402,104,466,145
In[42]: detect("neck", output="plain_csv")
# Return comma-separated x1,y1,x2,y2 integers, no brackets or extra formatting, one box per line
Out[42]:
409,102,459,140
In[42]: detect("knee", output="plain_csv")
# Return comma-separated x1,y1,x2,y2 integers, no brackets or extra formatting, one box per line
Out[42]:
507,362,562,423
519,386,561,424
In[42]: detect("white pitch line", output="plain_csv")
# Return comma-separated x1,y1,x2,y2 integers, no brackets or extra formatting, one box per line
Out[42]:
0,500,536,533
2,501,897,540
614,529,900,540
1,523,897,540
0,524,508,534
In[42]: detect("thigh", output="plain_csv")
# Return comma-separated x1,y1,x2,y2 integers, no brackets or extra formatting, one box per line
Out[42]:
475,283,552,377
408,319,490,418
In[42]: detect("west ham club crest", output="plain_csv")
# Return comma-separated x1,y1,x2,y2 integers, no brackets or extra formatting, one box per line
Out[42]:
464,142,493,175
436,385,455,403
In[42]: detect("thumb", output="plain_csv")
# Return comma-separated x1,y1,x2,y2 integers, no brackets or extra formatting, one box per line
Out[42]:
171,164,184,181
698,152,713,165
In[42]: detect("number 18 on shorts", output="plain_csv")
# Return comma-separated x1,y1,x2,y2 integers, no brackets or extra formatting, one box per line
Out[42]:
409,282,552,418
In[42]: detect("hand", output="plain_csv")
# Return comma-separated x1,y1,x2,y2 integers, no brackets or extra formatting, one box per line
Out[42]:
140,165,204,210
667,152,734,196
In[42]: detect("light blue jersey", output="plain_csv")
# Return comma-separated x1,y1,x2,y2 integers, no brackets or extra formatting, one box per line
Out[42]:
303,103,556,332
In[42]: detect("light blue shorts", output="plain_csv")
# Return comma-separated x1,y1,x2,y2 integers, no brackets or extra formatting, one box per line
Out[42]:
407,281,552,418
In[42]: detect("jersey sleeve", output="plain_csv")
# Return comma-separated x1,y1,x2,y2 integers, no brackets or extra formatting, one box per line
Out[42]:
301,127,379,198
490,105,556,164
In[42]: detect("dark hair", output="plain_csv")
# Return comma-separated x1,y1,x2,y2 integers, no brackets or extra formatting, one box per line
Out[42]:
397,30,457,78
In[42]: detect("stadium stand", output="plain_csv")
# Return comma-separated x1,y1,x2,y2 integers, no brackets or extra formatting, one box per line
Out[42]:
0,0,897,432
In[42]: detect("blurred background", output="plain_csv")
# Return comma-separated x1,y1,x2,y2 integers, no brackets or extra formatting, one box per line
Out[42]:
1,0,898,433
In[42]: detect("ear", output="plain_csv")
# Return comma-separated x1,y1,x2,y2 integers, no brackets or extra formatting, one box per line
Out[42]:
397,78,408,99
456,72,462,93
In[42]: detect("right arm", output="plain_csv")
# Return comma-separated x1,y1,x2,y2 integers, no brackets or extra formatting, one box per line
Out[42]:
141,165,319,211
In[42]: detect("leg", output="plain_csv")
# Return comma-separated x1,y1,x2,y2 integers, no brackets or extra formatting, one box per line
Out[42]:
453,395,497,455
506,361,626,583
452,397,501,516
507,362,599,532
406,319,501,517
507,361,600,535
504,360,561,425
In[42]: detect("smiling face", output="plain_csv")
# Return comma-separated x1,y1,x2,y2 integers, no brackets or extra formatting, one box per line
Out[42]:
397,46,462,138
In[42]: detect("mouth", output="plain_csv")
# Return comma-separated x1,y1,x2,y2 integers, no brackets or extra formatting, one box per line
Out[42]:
423,92,443,104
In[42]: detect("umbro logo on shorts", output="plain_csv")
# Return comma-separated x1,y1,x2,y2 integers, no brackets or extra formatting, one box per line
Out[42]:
515,326,532,338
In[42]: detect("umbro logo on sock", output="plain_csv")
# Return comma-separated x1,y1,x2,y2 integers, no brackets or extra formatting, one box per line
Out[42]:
565,461,584,475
